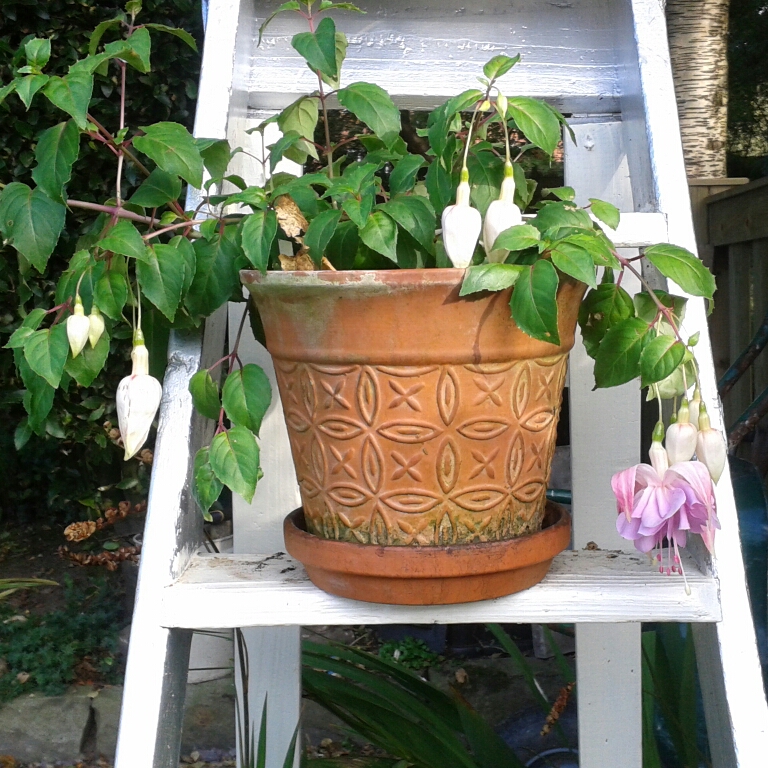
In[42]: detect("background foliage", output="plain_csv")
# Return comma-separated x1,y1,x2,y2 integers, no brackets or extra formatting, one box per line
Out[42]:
0,0,203,524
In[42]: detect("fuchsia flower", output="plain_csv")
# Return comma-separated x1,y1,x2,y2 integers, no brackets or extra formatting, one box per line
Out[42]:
611,422,720,581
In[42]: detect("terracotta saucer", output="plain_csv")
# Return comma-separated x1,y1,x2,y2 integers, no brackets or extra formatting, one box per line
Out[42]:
283,502,572,605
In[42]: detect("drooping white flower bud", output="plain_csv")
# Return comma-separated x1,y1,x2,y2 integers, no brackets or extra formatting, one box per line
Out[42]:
666,398,698,465
689,387,702,430
442,167,482,268
696,404,727,483
496,92,508,117
649,420,669,476
482,162,522,263
116,330,163,461
88,305,105,348
66,295,90,358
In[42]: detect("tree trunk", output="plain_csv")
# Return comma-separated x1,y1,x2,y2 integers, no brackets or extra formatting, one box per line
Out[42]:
666,0,730,178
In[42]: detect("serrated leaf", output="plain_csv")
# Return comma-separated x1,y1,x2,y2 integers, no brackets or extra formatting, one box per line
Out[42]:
0,78,20,107
640,335,686,387
16,74,49,109
129,167,182,207
643,244,716,299
189,369,221,421
171,235,196,298
556,231,619,269
594,317,650,388
338,82,401,149
5,309,47,349
549,240,597,288
483,54,520,80
137,244,186,321
144,23,198,51
64,330,110,387
31,120,80,204
276,97,319,164
359,211,398,262
0,182,65,271
185,228,242,319
23,323,69,388
89,17,123,55
305,209,342,265
209,426,260,503
99,220,148,261
94,270,128,320
543,186,575,202
510,260,560,345
578,282,636,358
492,223,541,252
25,38,51,69
43,72,93,129
267,131,302,173
133,122,204,189
342,194,373,229
506,96,561,156
104,28,151,73
319,31,348,89
589,198,620,230
460,264,525,295
195,138,231,180
378,195,435,255
532,201,593,238
258,2,301,44
241,210,278,273
389,154,425,197
292,17,338,79
193,447,223,513
222,364,272,435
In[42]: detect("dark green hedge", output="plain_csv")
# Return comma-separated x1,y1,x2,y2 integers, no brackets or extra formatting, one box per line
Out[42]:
0,1,203,523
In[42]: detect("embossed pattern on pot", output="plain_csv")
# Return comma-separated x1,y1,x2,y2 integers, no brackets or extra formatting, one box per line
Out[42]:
276,355,567,545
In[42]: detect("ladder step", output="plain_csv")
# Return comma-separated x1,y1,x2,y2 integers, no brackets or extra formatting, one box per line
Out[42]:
161,548,719,629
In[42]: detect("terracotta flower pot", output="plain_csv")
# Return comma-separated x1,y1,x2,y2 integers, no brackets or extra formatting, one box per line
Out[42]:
242,268,584,602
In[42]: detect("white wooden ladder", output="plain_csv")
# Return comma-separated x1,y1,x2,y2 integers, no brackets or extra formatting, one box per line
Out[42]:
114,1,768,766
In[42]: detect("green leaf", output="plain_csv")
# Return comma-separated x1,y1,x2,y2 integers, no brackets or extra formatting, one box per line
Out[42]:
342,194,373,229
556,231,619,269
171,235,197,298
543,186,576,202
633,290,687,325
389,154,425,197
241,210,278,273
0,182,65,272
425,160,452,218
104,28,151,73
209,426,261,503
492,224,541,253
0,78,20,107
549,240,598,288
640,335,686,388
5,309,47,349
193,447,224,514
319,32,348,90
222,364,272,435
578,282,636,358
594,317,651,388
15,75,49,110
460,264,525,295
94,270,128,320
43,72,93,129
506,96,561,156
137,244,186,321
99,220,148,261
185,228,242,319
589,198,621,230
64,330,110,387
25,38,51,69
305,209,342,265
133,122,204,189
31,120,80,204
224,187,268,210
89,17,124,55
258,2,301,44
291,16,339,79
510,260,560,345
189,369,221,421
276,97,319,164
23,323,69,388
338,82,402,149
483,54,520,81
195,138,231,180
467,150,504,217
55,250,102,307
643,244,716,299
16,351,54,434
378,195,435,255
144,23,198,51
267,131,302,173
324,220,360,270
14,419,33,450
532,201,593,238
129,167,182,207
359,211,398,262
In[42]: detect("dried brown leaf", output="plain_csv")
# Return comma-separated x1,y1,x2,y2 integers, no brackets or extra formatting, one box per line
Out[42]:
274,194,308,239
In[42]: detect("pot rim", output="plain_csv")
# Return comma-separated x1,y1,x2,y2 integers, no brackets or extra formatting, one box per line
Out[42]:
241,267,468,290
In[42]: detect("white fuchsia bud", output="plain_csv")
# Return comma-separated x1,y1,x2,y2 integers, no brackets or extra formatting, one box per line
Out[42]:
696,404,727,483
483,162,522,263
666,398,698,464
442,168,482,268
649,420,669,476
689,387,702,430
66,295,90,358
116,330,163,461
496,92,508,117
88,305,105,348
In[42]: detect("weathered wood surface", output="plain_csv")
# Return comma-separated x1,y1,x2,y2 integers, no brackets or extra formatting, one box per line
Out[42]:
707,177,768,247
688,177,748,267
162,548,720,627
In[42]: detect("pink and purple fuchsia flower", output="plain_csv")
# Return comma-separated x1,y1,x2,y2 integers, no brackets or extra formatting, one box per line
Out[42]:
611,413,722,592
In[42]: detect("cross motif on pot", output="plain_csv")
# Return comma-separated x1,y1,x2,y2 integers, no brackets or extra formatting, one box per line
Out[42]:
469,448,499,479
321,378,351,410
330,446,357,478
390,451,423,481
472,376,504,406
527,441,545,472
388,381,424,411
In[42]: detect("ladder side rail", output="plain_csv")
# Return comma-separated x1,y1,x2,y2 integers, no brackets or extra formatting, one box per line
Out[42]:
565,118,643,768
620,0,768,763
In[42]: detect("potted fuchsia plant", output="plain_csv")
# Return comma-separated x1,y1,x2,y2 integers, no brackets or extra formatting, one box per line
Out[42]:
0,0,724,604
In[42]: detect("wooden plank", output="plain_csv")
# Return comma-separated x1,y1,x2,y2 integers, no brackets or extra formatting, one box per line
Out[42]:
162,549,720,627
727,243,754,429
751,239,768,397
708,178,768,246
249,0,622,114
